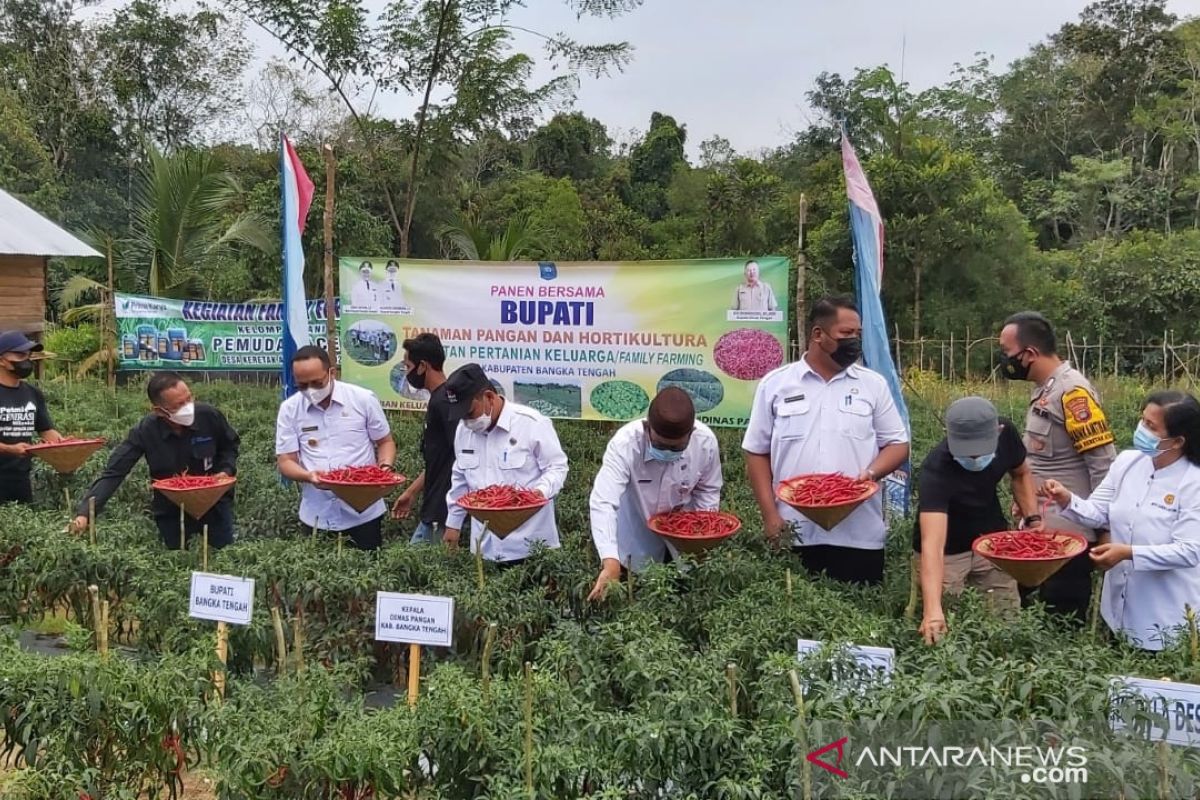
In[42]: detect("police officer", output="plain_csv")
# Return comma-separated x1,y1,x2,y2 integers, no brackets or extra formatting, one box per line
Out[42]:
997,311,1116,620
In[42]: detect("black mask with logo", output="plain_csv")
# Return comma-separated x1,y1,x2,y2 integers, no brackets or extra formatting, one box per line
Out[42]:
998,350,1032,381
407,365,426,391
829,336,863,369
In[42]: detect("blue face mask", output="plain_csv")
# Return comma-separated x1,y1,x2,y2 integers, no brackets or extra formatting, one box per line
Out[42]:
1133,421,1166,455
954,453,996,472
648,444,684,463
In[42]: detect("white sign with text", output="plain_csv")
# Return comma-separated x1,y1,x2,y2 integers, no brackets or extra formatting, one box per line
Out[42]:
375,592,455,647
797,639,895,694
1110,676,1200,748
189,572,255,625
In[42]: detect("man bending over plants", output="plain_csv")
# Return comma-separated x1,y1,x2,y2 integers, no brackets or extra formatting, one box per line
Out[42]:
276,345,397,551
70,371,240,549
587,387,723,600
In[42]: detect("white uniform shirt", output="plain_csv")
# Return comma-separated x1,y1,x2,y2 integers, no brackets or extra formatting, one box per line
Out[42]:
589,419,723,571
350,278,378,311
378,276,406,309
275,380,392,531
446,400,569,562
1061,449,1200,651
742,356,909,549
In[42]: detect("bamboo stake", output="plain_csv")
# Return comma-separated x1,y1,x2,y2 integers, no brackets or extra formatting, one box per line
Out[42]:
625,556,634,602
407,643,421,708
904,555,919,620
785,568,793,599
1089,571,1104,643
788,670,812,800
88,497,96,546
202,524,209,571
270,605,288,675
214,621,229,701
179,504,186,551
64,487,71,517
481,622,498,703
98,599,109,658
87,585,102,655
474,523,489,590
726,662,738,717
292,608,306,674
337,532,344,558
1186,604,1198,667
523,661,534,797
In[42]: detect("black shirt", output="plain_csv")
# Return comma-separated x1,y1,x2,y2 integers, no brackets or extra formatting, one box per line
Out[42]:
77,402,240,518
0,381,53,476
419,383,458,526
913,418,1027,555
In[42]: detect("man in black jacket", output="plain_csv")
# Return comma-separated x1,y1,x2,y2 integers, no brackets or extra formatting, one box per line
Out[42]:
70,371,240,549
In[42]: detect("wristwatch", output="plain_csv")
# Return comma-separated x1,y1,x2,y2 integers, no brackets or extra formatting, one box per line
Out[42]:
378,463,394,471
865,467,877,481
1021,514,1042,528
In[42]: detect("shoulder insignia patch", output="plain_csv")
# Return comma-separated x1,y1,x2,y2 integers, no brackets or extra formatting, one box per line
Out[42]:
1061,387,1115,453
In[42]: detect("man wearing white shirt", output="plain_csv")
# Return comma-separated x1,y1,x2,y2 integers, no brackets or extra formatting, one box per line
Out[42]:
276,345,397,550
743,295,910,585
378,260,407,309
587,387,723,600
350,261,380,312
444,364,568,564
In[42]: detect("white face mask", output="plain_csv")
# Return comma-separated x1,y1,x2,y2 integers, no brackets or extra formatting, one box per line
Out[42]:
464,414,491,433
303,379,333,405
168,401,195,427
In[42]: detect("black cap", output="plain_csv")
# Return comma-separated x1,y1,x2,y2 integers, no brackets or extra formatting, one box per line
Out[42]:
0,330,43,355
444,363,492,421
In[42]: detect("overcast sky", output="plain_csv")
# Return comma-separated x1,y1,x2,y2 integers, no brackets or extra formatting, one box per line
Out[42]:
244,0,1200,156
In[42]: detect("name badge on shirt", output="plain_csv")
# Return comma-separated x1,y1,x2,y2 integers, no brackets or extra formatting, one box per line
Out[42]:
784,394,806,403
461,448,475,454
301,425,318,433
637,479,652,484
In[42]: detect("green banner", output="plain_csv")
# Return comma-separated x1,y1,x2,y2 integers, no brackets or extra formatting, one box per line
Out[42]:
338,257,790,426
114,293,336,371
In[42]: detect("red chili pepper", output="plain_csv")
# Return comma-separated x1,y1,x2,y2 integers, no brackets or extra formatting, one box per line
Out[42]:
652,510,740,538
318,465,403,485
155,472,230,490
459,484,545,509
778,473,873,507
985,531,1070,559
161,734,185,777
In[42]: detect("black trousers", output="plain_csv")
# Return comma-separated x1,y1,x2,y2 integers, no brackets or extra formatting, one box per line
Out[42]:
792,544,885,586
0,472,32,505
155,500,235,551
1020,544,1093,621
333,516,384,551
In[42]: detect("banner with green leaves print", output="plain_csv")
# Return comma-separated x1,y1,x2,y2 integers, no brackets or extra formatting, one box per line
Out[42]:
338,256,790,426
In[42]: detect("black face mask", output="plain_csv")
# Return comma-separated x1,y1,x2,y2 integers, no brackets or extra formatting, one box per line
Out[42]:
829,336,862,368
999,350,1031,381
407,365,426,391
7,359,33,379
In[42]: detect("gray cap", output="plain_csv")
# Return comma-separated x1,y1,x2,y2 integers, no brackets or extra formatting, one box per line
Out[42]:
946,396,999,458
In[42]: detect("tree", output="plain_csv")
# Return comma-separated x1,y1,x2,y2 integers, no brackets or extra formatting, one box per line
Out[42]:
239,60,348,151
528,112,611,180
91,0,251,149
628,111,687,219
238,0,641,256
126,146,272,298
440,212,541,261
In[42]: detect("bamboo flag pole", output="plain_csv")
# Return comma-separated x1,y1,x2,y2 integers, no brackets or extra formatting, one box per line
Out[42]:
796,193,808,353
407,643,421,708
322,144,338,375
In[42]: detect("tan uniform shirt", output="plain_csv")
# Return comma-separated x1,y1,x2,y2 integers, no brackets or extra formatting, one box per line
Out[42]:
1024,361,1116,541
732,282,778,311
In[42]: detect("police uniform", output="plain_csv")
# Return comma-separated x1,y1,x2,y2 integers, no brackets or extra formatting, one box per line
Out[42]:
1023,361,1116,618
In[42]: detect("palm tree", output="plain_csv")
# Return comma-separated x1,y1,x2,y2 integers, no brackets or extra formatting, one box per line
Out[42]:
439,212,541,261
129,146,272,297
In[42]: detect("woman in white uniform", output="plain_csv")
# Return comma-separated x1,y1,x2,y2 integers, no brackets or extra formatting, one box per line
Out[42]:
1043,390,1200,651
